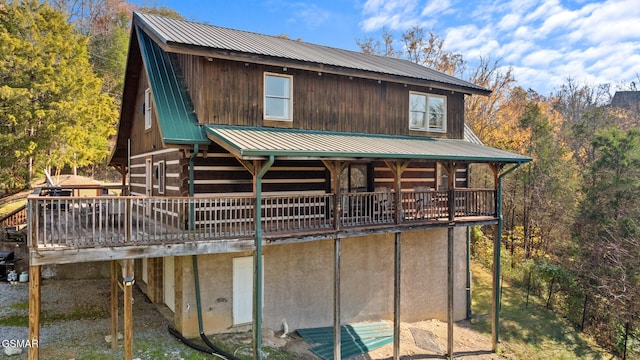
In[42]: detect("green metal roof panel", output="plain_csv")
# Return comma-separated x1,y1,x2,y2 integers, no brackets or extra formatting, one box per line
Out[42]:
204,125,531,163
137,26,209,145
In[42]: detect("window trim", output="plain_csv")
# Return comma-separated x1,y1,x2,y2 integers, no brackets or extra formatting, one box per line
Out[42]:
264,72,293,121
157,160,166,195
144,88,152,130
408,91,447,133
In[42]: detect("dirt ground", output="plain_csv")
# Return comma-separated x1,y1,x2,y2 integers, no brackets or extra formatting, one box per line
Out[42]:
1,278,509,359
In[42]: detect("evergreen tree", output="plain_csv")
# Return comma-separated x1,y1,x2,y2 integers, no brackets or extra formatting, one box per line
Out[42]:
575,127,640,340
0,0,117,189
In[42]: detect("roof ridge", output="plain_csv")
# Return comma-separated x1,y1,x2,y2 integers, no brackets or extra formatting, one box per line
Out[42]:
133,12,490,94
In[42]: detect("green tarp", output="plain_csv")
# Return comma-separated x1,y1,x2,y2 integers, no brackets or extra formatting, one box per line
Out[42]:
297,321,393,360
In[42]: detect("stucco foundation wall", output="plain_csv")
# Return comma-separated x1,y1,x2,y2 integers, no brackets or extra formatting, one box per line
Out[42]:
173,227,468,338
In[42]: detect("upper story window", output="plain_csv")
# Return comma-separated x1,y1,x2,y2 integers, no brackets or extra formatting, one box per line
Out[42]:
409,92,446,133
264,73,292,121
144,88,152,130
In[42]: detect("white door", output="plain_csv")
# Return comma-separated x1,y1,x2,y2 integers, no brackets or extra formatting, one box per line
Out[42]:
233,256,263,325
164,257,175,312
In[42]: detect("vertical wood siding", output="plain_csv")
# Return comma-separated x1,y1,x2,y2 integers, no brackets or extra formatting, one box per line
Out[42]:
175,55,465,139
129,70,166,156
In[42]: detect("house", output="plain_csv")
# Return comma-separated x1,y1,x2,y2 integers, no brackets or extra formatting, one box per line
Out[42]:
26,12,530,360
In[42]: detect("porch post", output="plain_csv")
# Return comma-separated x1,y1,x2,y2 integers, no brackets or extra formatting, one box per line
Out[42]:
28,265,40,360
393,232,401,360
321,160,346,231
253,155,274,360
384,161,409,224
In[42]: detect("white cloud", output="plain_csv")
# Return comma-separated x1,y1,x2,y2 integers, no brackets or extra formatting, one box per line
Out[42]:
568,0,640,45
497,13,520,31
420,0,452,16
357,0,640,93
522,49,564,66
290,3,331,28
360,0,422,30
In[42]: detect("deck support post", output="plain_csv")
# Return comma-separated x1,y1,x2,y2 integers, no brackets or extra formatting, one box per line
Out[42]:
122,259,135,360
443,162,457,360
28,265,40,360
252,155,274,360
111,260,119,350
333,237,341,360
393,232,401,360
490,163,522,352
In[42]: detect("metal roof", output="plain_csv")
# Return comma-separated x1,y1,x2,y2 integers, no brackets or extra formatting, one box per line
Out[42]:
463,124,483,145
137,26,209,145
133,12,489,95
204,125,531,163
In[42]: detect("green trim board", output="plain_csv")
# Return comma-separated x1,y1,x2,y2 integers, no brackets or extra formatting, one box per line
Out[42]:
204,125,532,163
137,26,209,145
298,322,394,360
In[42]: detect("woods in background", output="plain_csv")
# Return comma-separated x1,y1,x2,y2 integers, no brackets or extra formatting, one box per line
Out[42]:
0,0,181,190
359,26,640,358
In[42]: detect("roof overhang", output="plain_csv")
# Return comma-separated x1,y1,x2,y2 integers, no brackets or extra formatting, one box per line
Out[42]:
204,125,532,164
132,12,491,97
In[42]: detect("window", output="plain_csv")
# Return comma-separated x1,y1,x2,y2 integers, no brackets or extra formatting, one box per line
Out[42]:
157,160,165,194
144,88,152,130
264,73,292,121
409,92,446,132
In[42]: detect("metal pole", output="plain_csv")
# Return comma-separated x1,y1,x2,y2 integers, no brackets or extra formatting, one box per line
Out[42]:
448,225,454,359
492,163,522,352
253,155,274,360
393,232,401,360
447,163,456,360
334,237,341,360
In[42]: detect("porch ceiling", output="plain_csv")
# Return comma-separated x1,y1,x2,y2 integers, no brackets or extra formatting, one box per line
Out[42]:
203,125,532,164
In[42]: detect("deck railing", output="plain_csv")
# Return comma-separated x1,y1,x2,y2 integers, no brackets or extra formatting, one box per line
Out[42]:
1,204,27,229
28,189,496,249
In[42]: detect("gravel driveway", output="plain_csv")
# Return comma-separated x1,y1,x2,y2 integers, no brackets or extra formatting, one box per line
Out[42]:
0,278,213,359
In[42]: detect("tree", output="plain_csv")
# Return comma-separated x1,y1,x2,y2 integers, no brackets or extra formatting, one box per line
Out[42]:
512,94,577,258
356,25,463,75
574,127,640,353
0,0,117,189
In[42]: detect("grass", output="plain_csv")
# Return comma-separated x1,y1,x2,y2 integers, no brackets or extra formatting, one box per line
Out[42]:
0,305,107,327
0,199,26,217
470,261,612,360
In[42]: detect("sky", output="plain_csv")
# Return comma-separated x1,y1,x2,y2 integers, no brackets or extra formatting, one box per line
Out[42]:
133,0,640,95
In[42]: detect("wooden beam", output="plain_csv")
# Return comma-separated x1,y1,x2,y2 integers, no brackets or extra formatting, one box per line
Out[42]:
384,161,410,224
122,259,135,360
111,261,119,350
28,265,40,360
488,163,502,190
29,239,256,266
444,161,457,360
236,158,256,176
322,160,347,231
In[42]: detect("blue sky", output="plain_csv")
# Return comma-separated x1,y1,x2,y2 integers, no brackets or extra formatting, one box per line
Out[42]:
133,0,640,95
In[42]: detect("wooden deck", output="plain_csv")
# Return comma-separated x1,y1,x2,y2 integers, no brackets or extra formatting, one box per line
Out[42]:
27,189,497,265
